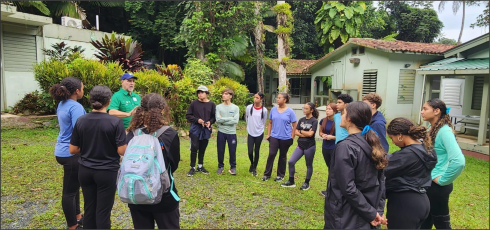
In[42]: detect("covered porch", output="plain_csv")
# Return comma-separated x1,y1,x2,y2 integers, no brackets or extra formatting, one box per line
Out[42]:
417,58,489,155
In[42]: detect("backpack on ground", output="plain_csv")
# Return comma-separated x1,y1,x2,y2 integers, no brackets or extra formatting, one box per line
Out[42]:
117,126,175,205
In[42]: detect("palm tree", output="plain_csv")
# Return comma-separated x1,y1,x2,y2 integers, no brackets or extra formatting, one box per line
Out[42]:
2,1,124,28
438,1,466,45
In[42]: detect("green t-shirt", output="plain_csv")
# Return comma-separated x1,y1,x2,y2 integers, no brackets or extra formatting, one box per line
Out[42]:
107,88,141,128
215,103,239,134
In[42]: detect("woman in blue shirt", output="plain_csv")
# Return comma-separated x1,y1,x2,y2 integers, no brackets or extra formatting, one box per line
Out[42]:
262,93,297,182
420,98,465,229
50,77,85,229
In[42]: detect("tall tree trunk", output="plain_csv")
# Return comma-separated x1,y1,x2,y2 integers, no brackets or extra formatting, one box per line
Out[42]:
457,1,465,45
195,2,206,60
277,1,287,94
253,1,264,93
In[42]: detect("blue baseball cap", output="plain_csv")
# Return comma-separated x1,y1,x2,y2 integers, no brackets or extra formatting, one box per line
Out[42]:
120,73,138,80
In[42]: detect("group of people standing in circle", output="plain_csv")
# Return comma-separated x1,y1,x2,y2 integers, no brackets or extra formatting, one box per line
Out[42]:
50,72,466,229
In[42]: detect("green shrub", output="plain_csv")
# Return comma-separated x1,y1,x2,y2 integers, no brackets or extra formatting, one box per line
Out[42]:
207,77,251,119
183,58,213,86
67,58,122,110
167,76,197,127
133,69,171,97
12,91,56,115
34,60,70,92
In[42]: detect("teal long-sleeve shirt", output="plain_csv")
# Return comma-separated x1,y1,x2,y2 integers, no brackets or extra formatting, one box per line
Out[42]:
431,125,465,186
215,103,239,134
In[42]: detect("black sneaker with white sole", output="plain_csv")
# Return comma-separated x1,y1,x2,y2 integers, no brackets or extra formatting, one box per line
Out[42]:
274,176,284,182
320,190,327,197
281,180,296,187
261,176,270,181
300,182,310,190
197,166,210,174
186,168,196,177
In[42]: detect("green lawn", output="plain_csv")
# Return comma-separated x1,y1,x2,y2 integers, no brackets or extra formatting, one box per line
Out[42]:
1,118,488,229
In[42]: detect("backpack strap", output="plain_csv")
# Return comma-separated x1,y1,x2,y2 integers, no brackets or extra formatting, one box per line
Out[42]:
167,164,181,202
153,125,170,138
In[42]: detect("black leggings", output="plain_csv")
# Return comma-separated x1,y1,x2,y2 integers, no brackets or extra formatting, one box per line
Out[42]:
130,206,180,229
386,191,430,229
321,148,333,169
78,165,118,229
56,155,81,227
263,137,293,178
421,182,454,229
189,133,209,167
247,134,264,169
288,145,316,180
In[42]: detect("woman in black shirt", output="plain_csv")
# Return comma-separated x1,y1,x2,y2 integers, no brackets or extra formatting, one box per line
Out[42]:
69,85,127,229
384,118,437,229
281,102,319,190
126,93,181,229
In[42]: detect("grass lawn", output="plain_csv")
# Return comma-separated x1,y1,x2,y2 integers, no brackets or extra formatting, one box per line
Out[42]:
1,118,488,229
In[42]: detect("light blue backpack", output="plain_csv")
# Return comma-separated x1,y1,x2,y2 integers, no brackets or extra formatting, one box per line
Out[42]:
117,126,180,204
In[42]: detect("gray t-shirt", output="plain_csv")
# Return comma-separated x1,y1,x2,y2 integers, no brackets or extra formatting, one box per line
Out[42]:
215,103,240,134
245,104,268,137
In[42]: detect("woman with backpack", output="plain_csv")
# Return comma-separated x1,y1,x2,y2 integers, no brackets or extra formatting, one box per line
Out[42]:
420,98,465,229
50,77,85,229
324,101,388,229
384,118,437,229
245,92,268,177
125,93,181,229
280,102,319,190
262,93,297,182
69,85,127,229
318,103,337,197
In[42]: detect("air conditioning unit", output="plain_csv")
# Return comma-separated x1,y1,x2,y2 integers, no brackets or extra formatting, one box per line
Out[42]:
61,16,82,29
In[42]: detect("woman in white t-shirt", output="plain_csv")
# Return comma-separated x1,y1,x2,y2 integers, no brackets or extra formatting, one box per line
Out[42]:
245,92,268,176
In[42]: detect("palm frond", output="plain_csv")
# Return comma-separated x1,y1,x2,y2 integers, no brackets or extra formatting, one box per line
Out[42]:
230,35,249,58
221,61,245,82
263,25,276,33
87,1,125,7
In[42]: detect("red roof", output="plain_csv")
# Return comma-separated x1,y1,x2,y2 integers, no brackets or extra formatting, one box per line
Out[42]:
308,38,456,71
264,58,316,75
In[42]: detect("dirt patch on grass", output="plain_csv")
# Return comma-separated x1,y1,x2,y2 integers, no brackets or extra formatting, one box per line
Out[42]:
1,196,51,229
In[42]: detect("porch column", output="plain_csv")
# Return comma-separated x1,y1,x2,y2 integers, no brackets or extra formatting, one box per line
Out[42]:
310,75,316,102
478,76,489,145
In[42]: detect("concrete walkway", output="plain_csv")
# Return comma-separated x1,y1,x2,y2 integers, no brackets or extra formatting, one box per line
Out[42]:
1,113,20,119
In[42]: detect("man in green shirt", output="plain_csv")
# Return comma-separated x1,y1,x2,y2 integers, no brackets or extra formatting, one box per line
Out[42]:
108,73,141,129
215,88,239,175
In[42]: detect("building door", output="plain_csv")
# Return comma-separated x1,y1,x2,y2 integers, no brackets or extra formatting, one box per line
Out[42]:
331,61,343,90
440,78,465,131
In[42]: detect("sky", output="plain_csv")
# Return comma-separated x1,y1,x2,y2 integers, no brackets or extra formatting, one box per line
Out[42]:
373,1,488,43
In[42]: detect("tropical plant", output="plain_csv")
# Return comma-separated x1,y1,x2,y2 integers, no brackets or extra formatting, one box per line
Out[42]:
1,1,50,15
156,64,184,84
167,76,196,127
132,70,171,97
470,1,489,28
315,1,367,53
438,1,482,45
183,59,213,86
207,77,251,119
12,90,56,115
41,42,85,62
90,32,145,72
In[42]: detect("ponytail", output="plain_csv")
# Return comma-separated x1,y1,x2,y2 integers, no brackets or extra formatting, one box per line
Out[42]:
363,127,388,169
388,117,432,153
306,102,319,119
49,77,82,102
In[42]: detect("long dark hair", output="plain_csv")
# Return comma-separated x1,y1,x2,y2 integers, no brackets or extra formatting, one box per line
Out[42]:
49,77,82,102
89,85,112,110
250,92,265,119
387,117,432,152
426,98,453,143
321,103,337,135
127,93,170,133
306,102,319,119
345,101,388,170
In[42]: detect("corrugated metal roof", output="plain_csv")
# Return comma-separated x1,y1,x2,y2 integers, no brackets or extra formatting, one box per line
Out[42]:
423,57,465,66
418,58,489,71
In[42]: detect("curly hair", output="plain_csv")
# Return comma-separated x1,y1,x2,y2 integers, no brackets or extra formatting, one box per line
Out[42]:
338,93,353,104
345,101,388,170
49,77,82,102
127,93,170,133
362,92,382,109
387,117,432,152
426,98,454,144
